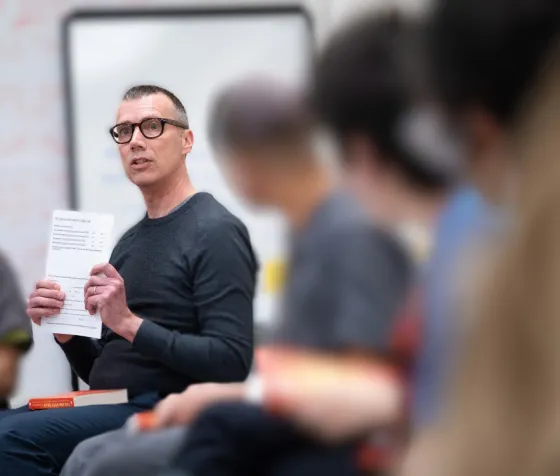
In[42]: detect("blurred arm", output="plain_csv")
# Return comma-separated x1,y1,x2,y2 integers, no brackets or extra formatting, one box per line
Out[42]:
257,347,404,443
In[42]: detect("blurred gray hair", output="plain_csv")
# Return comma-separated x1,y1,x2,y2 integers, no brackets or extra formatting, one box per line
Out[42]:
208,76,312,153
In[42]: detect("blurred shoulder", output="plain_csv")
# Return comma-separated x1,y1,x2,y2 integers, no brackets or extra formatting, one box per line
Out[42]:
0,252,18,282
313,190,409,260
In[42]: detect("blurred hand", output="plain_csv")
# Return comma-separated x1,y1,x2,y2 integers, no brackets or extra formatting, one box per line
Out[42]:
152,383,245,429
26,279,72,344
266,365,402,444
84,263,142,340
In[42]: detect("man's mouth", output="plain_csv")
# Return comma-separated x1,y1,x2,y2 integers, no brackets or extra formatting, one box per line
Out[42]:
131,158,151,165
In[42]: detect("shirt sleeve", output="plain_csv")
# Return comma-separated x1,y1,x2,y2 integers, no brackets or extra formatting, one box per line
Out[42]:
0,255,32,352
279,226,412,354
57,328,107,384
133,218,258,383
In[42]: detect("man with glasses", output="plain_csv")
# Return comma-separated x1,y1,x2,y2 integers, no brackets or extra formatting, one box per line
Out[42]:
0,85,258,476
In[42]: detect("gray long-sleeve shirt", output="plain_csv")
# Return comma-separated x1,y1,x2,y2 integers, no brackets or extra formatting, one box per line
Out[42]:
59,192,258,397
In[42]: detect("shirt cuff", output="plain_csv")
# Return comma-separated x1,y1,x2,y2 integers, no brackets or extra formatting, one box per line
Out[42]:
55,334,84,352
132,319,168,359
0,329,33,352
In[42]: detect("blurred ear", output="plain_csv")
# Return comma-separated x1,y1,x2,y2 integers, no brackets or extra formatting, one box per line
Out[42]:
182,129,194,157
465,107,503,163
464,107,510,203
344,135,384,179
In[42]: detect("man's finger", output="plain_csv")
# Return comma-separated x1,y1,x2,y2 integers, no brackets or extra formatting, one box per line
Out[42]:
84,285,109,301
85,294,104,315
29,296,64,309
31,289,65,301
91,263,120,280
28,313,42,326
36,280,61,290
84,275,111,293
89,263,106,276
28,307,60,323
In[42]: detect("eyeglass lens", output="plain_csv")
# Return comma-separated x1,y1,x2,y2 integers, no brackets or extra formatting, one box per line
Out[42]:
112,118,164,143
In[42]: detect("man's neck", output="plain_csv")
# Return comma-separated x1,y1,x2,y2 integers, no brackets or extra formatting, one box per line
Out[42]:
142,172,197,219
279,165,336,231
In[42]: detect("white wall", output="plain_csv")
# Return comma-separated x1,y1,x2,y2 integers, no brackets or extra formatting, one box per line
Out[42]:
1,0,428,407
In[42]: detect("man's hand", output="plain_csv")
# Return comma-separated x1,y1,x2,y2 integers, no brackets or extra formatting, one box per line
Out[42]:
26,280,72,344
84,263,142,342
152,383,246,429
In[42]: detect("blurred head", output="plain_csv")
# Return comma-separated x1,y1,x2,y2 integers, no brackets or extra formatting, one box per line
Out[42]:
428,0,560,203
208,77,316,207
111,85,194,190
312,11,459,225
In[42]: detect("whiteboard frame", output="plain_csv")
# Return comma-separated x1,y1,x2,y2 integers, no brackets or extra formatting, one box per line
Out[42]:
61,5,315,209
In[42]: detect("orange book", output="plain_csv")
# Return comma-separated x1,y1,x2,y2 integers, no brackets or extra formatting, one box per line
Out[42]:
126,410,158,433
28,389,128,410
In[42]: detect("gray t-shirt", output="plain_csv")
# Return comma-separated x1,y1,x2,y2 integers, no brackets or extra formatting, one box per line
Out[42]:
0,253,32,351
273,190,412,353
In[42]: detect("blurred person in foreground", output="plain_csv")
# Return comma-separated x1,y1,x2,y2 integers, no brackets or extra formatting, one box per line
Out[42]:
0,85,257,476
401,1,560,476
152,11,459,476
0,252,33,403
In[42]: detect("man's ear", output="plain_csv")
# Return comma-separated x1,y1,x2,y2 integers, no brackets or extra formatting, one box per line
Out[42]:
182,129,194,157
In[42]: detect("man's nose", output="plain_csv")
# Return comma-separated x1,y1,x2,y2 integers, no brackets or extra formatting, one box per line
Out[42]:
130,126,146,149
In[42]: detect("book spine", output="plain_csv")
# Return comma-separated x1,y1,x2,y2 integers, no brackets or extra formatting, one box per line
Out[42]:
28,398,75,410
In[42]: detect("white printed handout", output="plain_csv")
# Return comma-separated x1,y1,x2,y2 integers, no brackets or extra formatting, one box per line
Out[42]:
43,210,114,339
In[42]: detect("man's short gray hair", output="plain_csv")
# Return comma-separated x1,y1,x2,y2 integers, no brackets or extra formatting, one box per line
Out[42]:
123,85,189,127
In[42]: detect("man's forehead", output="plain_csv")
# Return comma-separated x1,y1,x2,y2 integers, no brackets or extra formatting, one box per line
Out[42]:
116,93,175,122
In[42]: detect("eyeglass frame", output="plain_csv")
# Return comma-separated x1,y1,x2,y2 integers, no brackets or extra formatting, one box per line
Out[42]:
109,117,189,144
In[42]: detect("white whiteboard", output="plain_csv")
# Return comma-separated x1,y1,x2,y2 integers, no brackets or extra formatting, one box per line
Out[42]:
64,8,313,325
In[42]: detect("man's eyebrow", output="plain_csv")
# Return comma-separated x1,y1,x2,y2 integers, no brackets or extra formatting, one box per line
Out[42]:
114,114,164,126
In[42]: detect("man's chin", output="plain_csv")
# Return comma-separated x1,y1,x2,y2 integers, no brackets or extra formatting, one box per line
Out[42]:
130,175,160,189
125,166,154,181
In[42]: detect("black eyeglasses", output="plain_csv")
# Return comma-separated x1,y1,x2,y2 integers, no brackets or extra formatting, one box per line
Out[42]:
109,117,189,144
